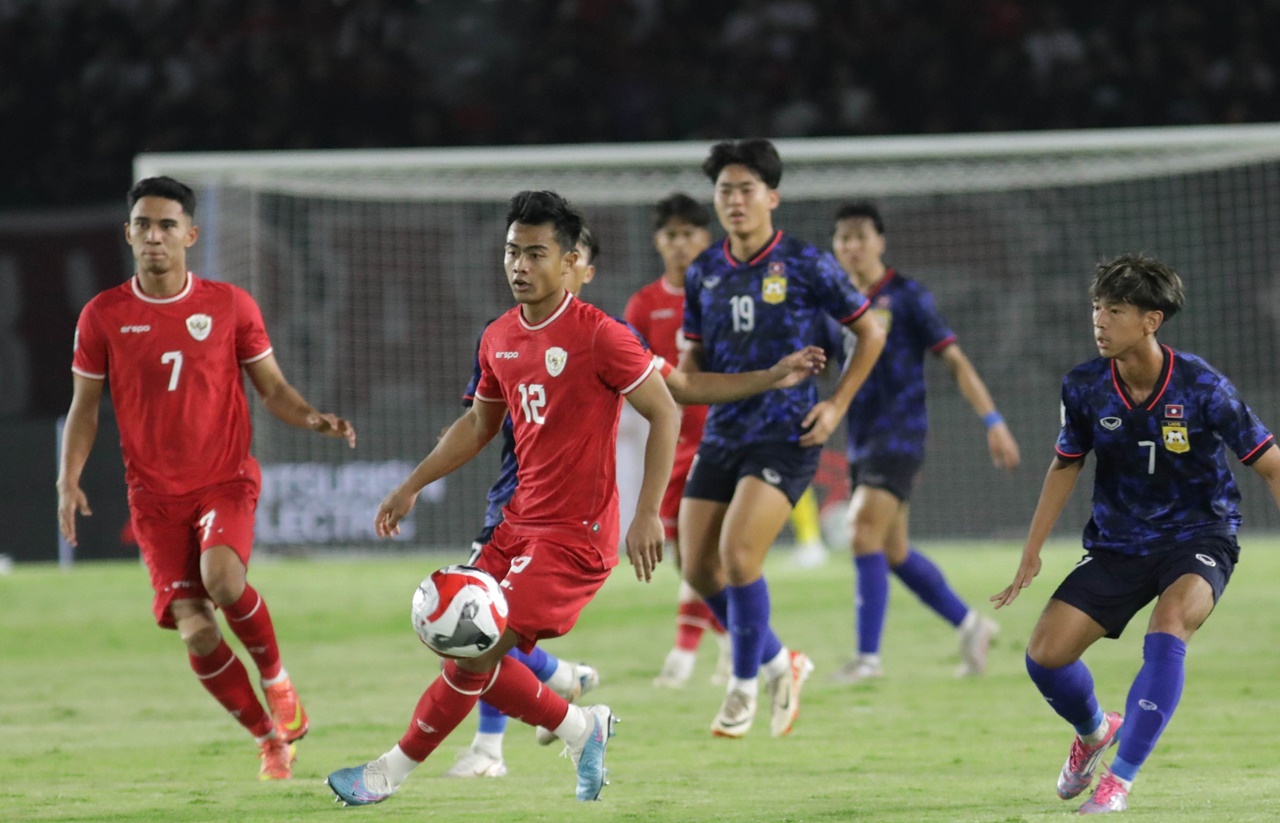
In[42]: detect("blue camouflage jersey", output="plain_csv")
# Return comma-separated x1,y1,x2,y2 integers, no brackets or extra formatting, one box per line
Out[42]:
1055,345,1274,555
844,269,955,464
684,231,869,448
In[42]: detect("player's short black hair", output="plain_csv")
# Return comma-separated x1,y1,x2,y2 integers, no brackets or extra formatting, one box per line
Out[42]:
653,193,711,231
702,139,783,188
833,201,884,234
577,223,600,264
506,190,583,253
128,176,196,219
1089,253,1184,320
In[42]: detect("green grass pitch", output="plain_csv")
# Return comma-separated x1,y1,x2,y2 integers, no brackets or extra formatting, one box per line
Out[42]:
4,539,1279,822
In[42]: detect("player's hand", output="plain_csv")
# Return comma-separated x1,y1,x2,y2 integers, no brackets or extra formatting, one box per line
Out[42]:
57,485,92,547
990,548,1042,609
374,486,418,538
308,412,357,448
624,511,665,582
988,423,1021,470
768,346,827,390
798,400,842,447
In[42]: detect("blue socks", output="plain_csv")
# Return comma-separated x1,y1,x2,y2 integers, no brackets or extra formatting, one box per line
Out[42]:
1112,633,1186,782
705,585,782,670
726,578,774,679
892,549,969,627
1026,654,1103,734
477,647,561,734
855,553,889,655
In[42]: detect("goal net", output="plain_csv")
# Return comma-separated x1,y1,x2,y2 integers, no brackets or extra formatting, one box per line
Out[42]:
136,124,1280,552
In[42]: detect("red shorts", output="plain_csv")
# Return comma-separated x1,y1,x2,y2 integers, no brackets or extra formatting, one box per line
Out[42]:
128,462,261,629
473,525,612,653
660,446,698,541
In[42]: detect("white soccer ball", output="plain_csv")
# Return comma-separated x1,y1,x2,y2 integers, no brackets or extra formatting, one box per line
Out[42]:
411,565,509,659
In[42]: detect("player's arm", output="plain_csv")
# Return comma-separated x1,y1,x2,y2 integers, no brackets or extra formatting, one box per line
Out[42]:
938,344,1020,470
244,353,356,447
663,346,827,404
1248,446,1280,508
622,370,680,582
56,375,104,547
375,399,507,538
800,308,886,447
991,456,1083,609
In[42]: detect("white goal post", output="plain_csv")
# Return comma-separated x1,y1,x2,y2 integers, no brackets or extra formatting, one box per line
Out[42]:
136,124,1280,551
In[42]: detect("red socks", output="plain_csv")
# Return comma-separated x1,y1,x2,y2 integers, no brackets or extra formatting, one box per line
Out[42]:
189,638,272,737
222,584,282,681
676,599,725,651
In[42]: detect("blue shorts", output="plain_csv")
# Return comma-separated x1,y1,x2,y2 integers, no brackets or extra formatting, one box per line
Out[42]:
683,441,820,507
849,453,923,503
1051,534,1239,639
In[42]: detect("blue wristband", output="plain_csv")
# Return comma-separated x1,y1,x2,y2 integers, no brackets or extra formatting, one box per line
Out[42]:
983,411,1004,429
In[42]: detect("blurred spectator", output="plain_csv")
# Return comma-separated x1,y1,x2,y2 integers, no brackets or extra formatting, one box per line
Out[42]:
0,0,1277,209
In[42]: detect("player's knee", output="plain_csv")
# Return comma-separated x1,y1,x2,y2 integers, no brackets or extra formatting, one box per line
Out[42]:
180,621,222,657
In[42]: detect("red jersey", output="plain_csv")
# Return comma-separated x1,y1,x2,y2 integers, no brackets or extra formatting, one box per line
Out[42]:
624,276,709,463
475,292,655,560
72,273,273,496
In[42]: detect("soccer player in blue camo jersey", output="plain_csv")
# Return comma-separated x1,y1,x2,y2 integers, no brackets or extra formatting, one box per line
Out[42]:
992,254,1280,814
829,203,1020,686
680,139,886,739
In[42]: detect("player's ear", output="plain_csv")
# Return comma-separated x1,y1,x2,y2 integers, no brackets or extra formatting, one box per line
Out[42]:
562,248,579,272
767,188,780,211
1146,309,1164,334
185,224,200,248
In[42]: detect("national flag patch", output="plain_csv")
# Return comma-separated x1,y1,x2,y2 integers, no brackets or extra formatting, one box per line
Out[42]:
1164,405,1183,419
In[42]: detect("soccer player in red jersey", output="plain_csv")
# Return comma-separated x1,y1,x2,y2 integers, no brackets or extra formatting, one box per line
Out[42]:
57,176,356,780
624,193,731,689
326,190,681,805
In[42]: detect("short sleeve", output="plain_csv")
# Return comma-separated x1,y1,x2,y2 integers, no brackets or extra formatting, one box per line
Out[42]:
1054,375,1091,462
473,325,503,404
595,316,656,395
1204,374,1274,465
911,283,956,354
233,287,273,365
812,253,869,325
71,302,107,380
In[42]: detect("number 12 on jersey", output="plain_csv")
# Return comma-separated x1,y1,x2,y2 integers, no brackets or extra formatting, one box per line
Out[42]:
518,383,547,424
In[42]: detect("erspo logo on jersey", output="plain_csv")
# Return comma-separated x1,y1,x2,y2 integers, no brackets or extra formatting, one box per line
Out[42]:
119,325,152,334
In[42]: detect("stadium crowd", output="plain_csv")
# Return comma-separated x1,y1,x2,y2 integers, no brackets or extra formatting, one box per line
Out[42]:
2,0,1277,208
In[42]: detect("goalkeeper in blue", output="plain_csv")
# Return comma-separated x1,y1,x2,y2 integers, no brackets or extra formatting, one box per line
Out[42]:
992,253,1280,814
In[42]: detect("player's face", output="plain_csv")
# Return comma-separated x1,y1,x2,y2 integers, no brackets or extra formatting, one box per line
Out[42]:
1092,299,1161,358
831,217,885,278
654,218,711,275
566,243,596,295
713,165,779,239
125,196,197,277
504,221,576,310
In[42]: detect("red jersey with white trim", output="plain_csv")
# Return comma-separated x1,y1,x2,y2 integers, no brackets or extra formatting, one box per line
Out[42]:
625,276,709,467
72,273,273,496
475,292,655,560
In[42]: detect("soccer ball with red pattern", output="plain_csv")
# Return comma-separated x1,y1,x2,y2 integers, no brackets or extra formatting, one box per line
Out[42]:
411,565,509,658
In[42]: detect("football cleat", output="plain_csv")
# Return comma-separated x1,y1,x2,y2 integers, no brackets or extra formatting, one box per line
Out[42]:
566,705,616,801
443,745,508,778
325,760,396,806
710,688,757,739
653,648,695,689
830,655,884,685
767,650,814,737
956,615,999,677
1058,712,1124,800
257,735,293,781
263,676,309,743
1076,767,1129,814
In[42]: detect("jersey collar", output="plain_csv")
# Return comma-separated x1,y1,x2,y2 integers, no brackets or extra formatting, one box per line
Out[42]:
864,267,896,299
131,271,193,304
721,230,783,268
1110,344,1174,411
519,290,574,331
